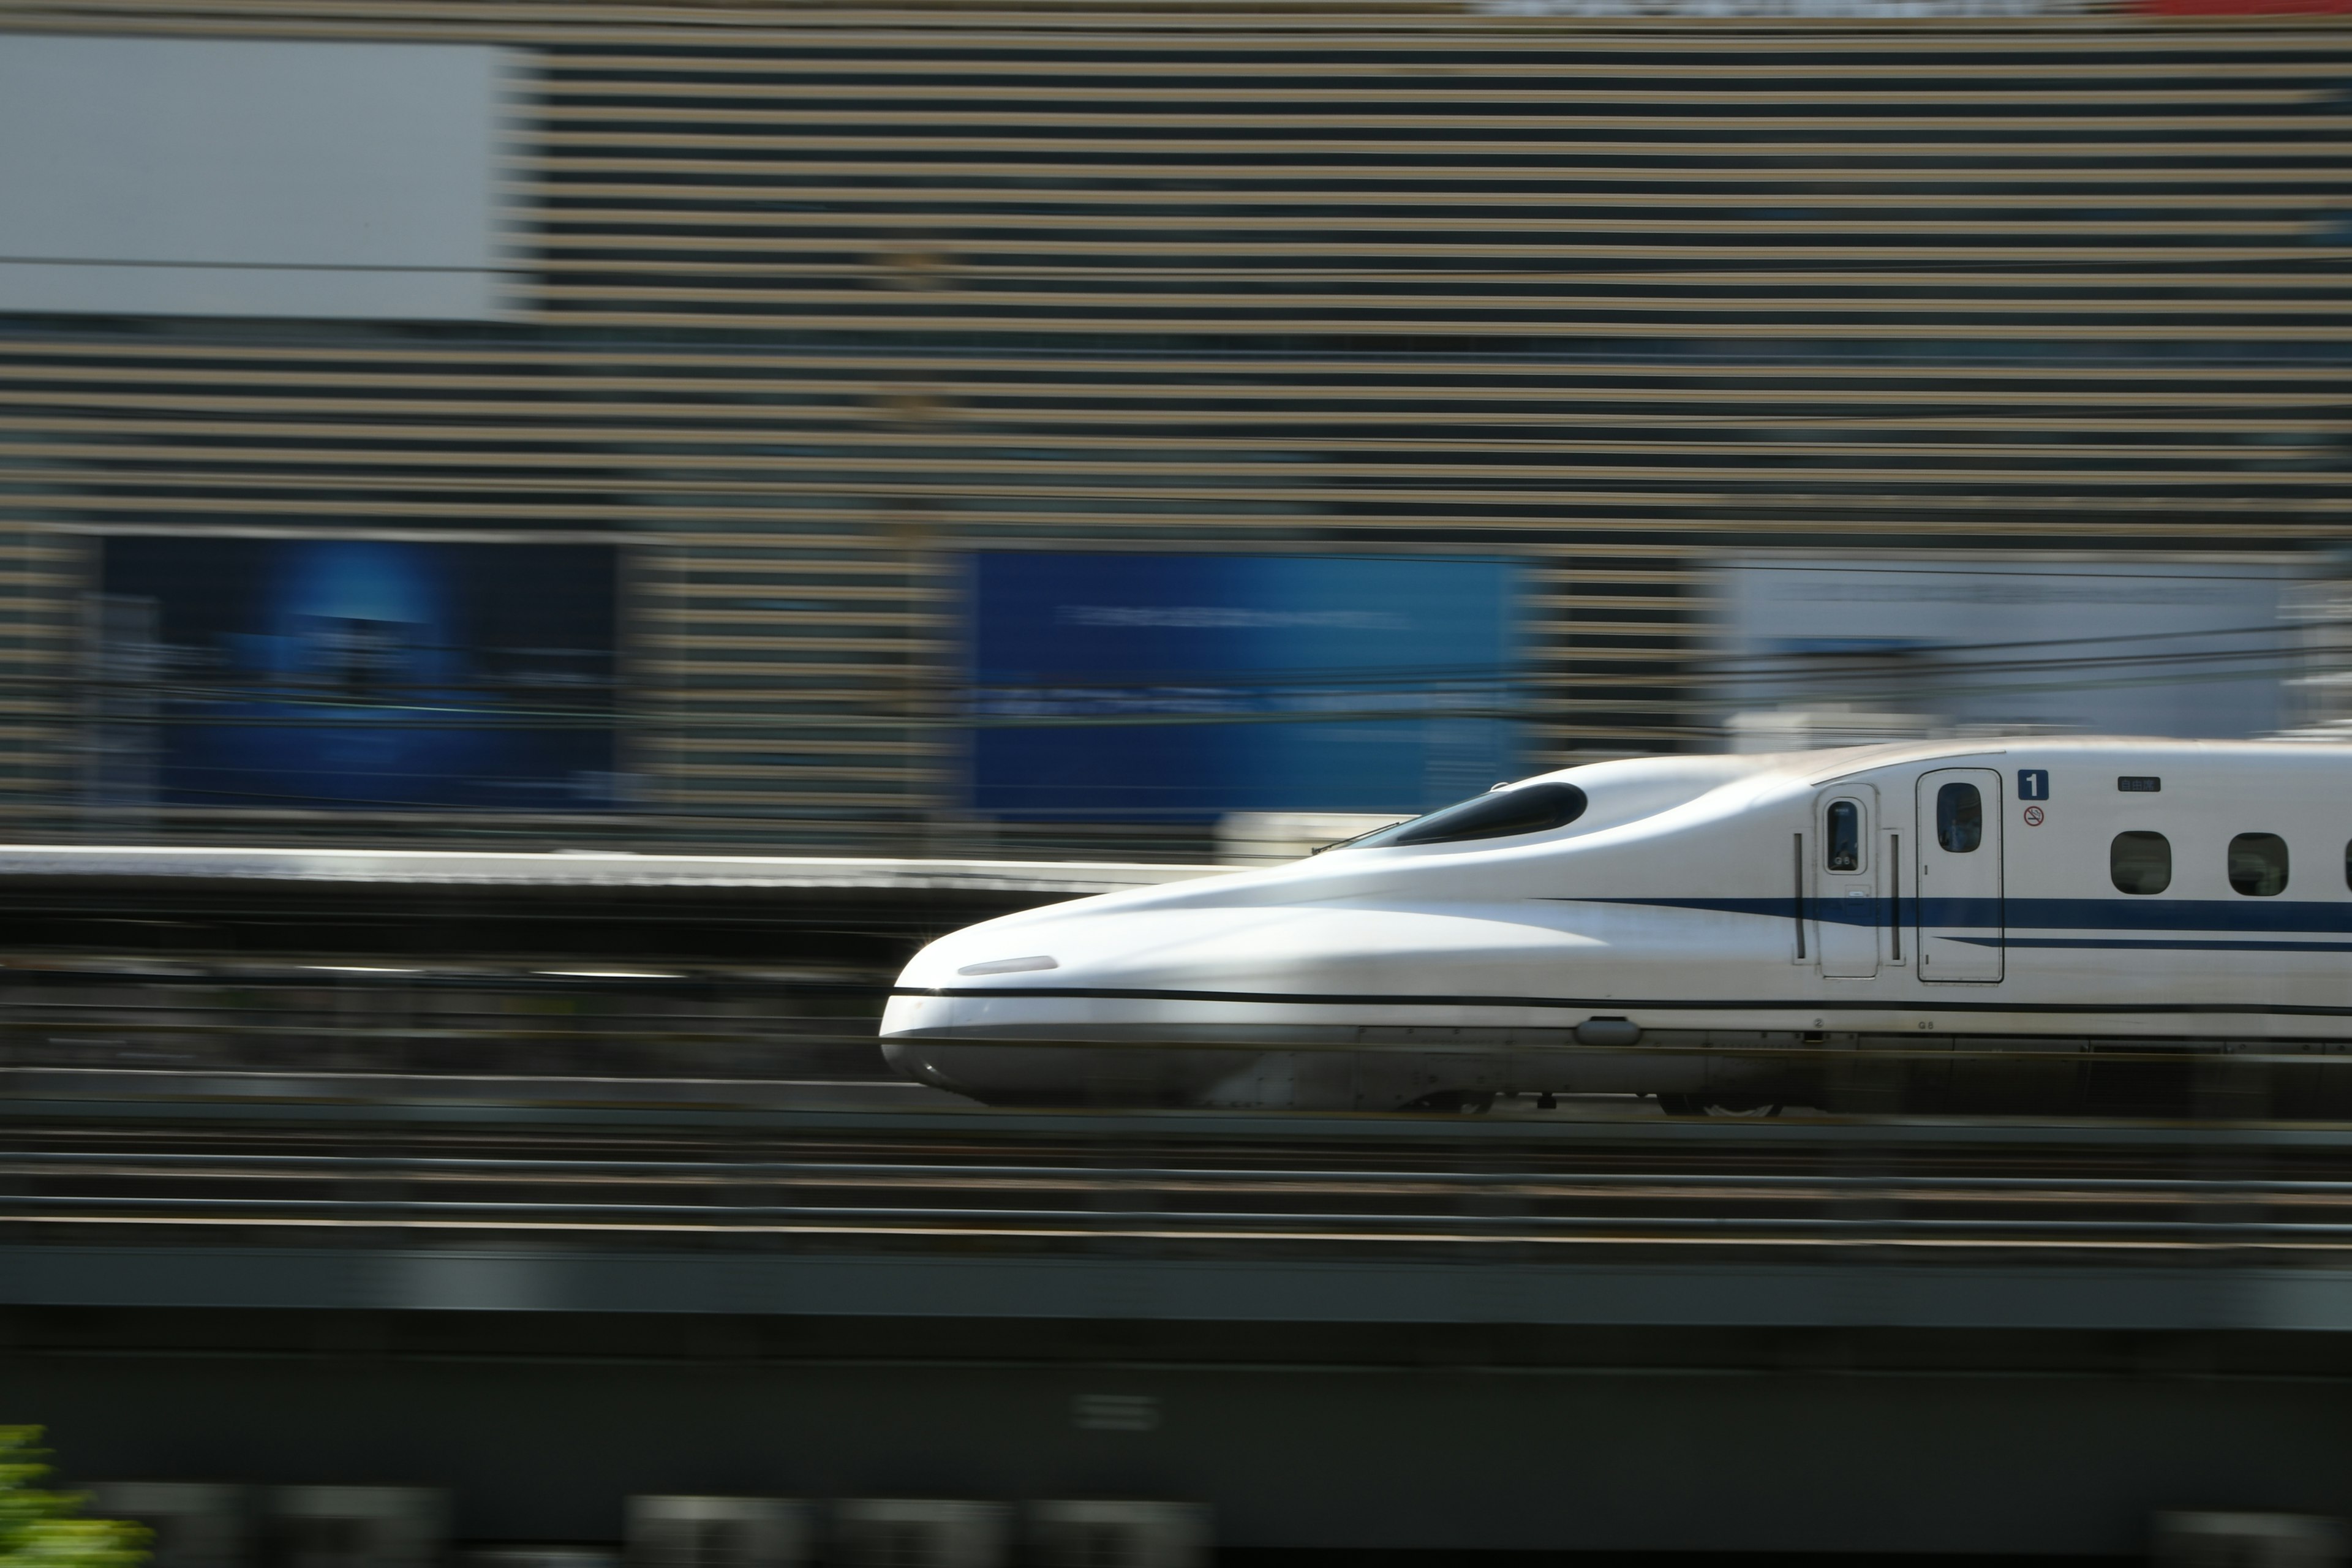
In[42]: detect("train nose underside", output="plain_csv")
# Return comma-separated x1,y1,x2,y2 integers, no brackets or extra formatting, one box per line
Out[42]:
881,899,1510,1109
877,1006,1804,1114
878,1034,1526,1112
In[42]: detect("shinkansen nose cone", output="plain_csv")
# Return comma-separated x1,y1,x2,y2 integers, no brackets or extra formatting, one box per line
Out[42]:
878,886,1608,1108
879,755,1789,1107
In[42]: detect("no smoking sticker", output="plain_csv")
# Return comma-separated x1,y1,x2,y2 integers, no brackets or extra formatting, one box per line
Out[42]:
2022,805,2046,827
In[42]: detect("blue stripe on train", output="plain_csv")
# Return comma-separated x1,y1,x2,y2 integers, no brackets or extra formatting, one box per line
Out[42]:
1577,895,2352,934
1961,937,2352,952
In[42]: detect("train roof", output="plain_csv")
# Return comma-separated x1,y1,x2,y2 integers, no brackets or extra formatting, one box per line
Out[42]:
1726,735,2352,784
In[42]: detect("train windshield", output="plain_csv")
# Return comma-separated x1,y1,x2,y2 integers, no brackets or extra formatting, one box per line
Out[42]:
1340,782,1589,850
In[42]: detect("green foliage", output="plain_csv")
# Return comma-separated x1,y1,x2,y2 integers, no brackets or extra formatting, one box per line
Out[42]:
0,1430,148,1568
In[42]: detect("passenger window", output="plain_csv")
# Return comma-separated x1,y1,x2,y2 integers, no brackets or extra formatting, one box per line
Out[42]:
1825,801,1861,872
2110,832,2170,895
1935,782,1981,853
2229,833,2289,897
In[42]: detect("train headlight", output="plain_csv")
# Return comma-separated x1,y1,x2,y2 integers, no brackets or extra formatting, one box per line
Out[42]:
955,955,1060,976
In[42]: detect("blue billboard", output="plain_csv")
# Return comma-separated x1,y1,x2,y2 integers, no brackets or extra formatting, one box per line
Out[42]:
96,537,620,812
967,552,1518,819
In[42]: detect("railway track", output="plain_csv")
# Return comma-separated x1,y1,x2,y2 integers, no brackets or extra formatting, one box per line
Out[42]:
3,1098,2346,1263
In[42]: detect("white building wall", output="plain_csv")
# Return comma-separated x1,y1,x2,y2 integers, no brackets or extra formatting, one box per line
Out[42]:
0,34,518,319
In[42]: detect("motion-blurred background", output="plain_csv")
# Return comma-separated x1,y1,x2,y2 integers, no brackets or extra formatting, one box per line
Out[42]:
5,0,2348,861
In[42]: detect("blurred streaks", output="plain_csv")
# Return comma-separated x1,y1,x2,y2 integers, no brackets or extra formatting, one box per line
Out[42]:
0,0,2341,855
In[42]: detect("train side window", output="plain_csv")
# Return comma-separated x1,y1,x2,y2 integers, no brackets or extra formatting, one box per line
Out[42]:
2110,832,2170,895
1935,782,1981,853
2229,832,2289,897
1825,801,1862,872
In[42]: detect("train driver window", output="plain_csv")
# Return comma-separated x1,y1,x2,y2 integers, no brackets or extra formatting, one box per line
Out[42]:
1935,782,1981,853
1346,782,1589,849
1825,801,1862,872
2229,832,2289,897
2110,831,2170,895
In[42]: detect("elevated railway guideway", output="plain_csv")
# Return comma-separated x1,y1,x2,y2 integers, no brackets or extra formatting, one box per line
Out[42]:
11,845,2352,1554
12,1097,2352,1556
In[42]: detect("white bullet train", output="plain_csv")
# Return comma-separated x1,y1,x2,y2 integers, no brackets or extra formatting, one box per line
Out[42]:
881,739,2352,1115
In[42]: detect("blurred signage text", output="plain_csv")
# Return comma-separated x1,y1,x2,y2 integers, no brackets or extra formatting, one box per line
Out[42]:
966,553,1520,821
92,537,621,814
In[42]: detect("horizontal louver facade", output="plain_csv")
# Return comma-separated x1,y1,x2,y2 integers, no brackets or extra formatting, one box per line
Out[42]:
0,0,2346,852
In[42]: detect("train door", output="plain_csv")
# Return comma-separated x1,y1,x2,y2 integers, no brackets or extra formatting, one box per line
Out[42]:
1915,767,2003,982
1815,788,1879,978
